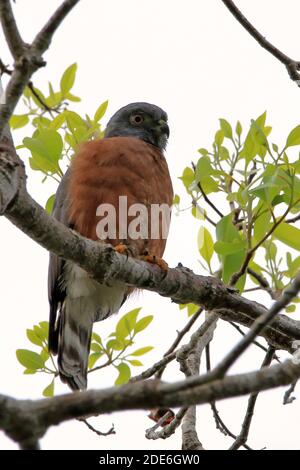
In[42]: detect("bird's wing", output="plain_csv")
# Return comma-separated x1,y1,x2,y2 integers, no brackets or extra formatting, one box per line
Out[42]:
48,168,71,354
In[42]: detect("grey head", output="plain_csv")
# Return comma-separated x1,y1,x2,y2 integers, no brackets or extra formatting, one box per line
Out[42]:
104,102,169,151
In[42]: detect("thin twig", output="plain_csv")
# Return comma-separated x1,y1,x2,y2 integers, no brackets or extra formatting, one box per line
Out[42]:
78,418,115,437
221,0,300,85
155,307,203,379
205,342,252,450
285,214,300,224
229,347,275,450
130,351,176,383
198,181,224,218
213,274,300,379
229,321,281,363
283,380,297,405
247,267,276,299
27,81,58,114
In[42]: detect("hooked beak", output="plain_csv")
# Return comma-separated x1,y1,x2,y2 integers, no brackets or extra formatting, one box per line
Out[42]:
157,119,170,138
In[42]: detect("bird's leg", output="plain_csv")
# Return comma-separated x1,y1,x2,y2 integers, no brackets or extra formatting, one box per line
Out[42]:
114,243,130,255
139,249,169,272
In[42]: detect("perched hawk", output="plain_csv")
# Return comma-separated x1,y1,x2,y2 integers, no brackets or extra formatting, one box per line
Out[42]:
48,102,173,390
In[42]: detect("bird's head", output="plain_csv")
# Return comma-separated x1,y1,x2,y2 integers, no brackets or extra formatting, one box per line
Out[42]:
104,102,169,151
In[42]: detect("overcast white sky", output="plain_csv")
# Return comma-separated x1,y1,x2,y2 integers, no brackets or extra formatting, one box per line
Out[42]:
1,0,300,450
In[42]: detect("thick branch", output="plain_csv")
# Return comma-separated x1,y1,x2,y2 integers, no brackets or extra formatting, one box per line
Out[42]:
0,168,299,352
0,0,25,59
0,0,80,139
1,356,300,447
32,0,80,54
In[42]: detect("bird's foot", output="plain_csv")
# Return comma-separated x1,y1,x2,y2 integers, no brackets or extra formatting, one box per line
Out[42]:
140,250,169,272
114,243,131,256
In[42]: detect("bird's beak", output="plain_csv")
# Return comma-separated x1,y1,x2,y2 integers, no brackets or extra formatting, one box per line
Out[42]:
157,119,170,138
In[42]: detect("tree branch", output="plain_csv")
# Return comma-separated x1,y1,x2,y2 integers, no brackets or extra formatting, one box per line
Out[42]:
1,354,300,448
0,0,80,139
229,347,275,450
0,0,25,60
221,0,300,85
0,160,299,352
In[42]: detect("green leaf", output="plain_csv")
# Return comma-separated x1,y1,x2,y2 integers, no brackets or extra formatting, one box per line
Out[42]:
214,240,246,255
219,118,233,139
26,329,43,347
273,223,300,251
198,226,214,263
214,129,224,146
216,214,247,289
284,255,300,278
40,348,50,362
286,304,296,313
94,100,108,122
106,339,125,351
179,167,195,193
128,359,143,366
173,194,180,205
115,308,141,340
43,379,55,397
134,316,153,334
115,363,131,385
88,352,102,369
60,63,77,95
187,303,199,317
129,346,153,356
198,148,208,155
92,332,102,343
286,125,300,148
49,113,66,130
33,325,47,342
195,156,214,182
24,128,63,175
253,210,271,242
39,322,49,338
16,349,45,370
23,369,37,375
90,342,102,353
45,194,55,214
236,121,242,137
65,92,81,102
10,114,29,130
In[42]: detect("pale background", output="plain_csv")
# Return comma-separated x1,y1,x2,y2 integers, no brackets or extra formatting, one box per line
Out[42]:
0,0,300,450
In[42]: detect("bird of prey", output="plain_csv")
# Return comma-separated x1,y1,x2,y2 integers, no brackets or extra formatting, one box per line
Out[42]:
48,102,173,390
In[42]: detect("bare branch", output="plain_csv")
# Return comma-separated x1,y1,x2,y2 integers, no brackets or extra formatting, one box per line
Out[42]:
283,380,297,405
229,347,275,450
78,418,115,437
0,159,299,352
212,273,300,379
221,0,300,85
0,0,80,139
179,312,217,450
0,0,25,59
32,0,80,54
156,307,203,379
1,355,300,448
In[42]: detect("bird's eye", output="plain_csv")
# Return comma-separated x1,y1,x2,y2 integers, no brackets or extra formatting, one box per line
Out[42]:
130,114,144,125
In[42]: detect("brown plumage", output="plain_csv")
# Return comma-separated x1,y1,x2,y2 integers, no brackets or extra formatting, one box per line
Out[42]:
68,136,173,256
48,102,173,390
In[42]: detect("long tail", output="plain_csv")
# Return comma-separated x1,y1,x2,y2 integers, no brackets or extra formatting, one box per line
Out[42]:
57,301,93,391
